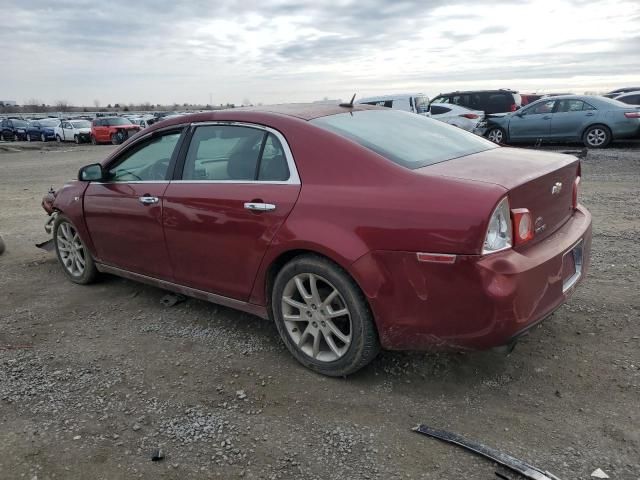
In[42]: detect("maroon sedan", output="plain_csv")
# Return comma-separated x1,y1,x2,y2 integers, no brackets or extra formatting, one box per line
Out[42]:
41,104,591,376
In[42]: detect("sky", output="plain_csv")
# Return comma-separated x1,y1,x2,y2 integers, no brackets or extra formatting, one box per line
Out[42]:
1,0,639,106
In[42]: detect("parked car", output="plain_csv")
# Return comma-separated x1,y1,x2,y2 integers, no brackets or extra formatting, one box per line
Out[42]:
429,103,484,132
430,89,522,114
604,87,640,98
1,118,29,141
479,95,640,148
356,93,430,115
26,118,60,142
41,104,592,376
614,90,640,106
91,117,142,145
55,119,92,143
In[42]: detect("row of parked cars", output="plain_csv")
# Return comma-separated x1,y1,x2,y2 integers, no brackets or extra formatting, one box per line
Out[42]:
357,86,640,148
2,87,639,148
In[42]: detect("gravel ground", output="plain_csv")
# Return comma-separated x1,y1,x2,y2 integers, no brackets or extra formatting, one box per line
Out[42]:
0,140,638,480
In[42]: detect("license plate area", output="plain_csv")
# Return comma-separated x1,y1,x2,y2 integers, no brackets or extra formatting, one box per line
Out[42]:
562,239,583,293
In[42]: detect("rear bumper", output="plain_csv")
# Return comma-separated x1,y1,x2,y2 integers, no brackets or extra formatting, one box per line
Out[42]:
350,205,592,351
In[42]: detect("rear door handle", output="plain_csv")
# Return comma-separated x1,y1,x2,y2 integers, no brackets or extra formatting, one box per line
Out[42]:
585,112,595,116
139,195,159,205
244,202,276,212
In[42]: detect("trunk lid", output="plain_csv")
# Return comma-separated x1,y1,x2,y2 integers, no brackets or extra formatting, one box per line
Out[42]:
419,147,579,246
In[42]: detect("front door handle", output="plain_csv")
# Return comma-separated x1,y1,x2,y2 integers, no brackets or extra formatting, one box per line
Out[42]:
543,115,552,120
244,202,276,212
585,112,595,116
139,195,159,205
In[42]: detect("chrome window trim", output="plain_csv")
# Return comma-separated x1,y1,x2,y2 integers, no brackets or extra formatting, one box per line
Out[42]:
176,121,301,185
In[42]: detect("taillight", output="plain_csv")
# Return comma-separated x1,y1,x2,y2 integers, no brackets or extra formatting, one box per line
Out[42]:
482,197,512,254
511,208,534,245
510,103,517,112
572,176,580,209
624,111,640,118
460,113,479,119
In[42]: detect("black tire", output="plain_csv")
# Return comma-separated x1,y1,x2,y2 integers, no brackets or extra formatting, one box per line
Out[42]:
111,132,122,145
271,254,379,376
53,215,98,285
583,124,611,149
486,127,506,144
41,133,46,142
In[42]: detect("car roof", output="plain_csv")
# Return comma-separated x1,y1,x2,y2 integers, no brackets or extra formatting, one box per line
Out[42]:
616,90,640,97
436,89,518,95
357,93,427,102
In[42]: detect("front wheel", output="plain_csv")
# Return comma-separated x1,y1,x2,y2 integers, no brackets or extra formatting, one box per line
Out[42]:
271,255,379,376
53,215,98,284
486,127,506,144
583,125,611,148
110,132,123,145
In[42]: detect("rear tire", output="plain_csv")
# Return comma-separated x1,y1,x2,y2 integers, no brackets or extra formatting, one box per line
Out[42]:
53,215,98,285
486,127,506,144
111,132,122,145
271,255,379,376
583,125,611,148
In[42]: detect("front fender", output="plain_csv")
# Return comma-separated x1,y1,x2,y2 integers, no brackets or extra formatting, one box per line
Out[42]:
50,181,95,255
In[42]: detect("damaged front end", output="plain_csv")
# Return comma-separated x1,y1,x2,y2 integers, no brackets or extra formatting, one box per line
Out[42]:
38,187,59,251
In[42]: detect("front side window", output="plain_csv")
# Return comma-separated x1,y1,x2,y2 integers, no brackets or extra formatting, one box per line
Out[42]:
311,110,497,169
12,120,28,128
430,105,451,115
107,132,181,182
106,118,133,126
182,125,289,182
72,120,91,128
526,100,556,115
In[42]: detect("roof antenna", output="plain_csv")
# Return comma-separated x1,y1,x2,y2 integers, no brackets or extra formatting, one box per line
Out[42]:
339,93,356,108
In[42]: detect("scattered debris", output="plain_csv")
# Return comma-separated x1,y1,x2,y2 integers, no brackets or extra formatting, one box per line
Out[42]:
151,448,165,462
160,293,187,307
591,468,609,479
0,344,33,351
35,239,55,252
413,424,562,480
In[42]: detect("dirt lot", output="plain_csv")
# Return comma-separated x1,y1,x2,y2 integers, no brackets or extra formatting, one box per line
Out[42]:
0,140,638,480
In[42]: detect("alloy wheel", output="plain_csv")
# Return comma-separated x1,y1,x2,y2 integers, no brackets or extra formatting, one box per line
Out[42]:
487,128,503,143
56,222,86,277
586,128,606,147
281,273,352,362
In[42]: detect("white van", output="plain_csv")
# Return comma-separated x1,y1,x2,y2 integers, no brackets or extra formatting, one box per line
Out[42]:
356,93,430,116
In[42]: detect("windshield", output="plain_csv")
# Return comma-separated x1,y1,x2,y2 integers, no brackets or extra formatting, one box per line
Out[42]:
12,120,28,127
40,119,60,127
106,118,133,126
71,120,91,128
414,95,430,113
311,110,497,169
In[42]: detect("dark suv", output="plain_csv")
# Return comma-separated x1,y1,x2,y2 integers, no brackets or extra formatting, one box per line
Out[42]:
1,118,29,141
430,89,522,114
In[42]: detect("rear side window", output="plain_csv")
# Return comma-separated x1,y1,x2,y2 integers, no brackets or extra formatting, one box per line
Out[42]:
182,126,289,182
556,100,596,112
311,110,497,169
430,105,452,115
363,100,393,108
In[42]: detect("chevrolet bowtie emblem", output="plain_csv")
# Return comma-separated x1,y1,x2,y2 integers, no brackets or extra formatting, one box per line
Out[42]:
551,182,562,195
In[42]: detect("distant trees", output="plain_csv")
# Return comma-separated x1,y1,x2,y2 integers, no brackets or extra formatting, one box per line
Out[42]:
55,100,70,111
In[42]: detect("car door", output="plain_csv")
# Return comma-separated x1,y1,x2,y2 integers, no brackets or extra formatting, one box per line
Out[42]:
83,128,185,278
508,99,556,140
550,100,597,140
62,121,74,141
162,123,301,301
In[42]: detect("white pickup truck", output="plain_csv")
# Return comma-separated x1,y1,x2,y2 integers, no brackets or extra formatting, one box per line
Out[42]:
54,119,92,143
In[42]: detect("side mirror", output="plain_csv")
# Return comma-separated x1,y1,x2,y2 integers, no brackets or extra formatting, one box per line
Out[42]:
78,163,104,182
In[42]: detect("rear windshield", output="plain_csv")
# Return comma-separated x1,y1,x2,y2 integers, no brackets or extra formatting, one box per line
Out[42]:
414,95,430,113
106,118,133,126
310,110,497,169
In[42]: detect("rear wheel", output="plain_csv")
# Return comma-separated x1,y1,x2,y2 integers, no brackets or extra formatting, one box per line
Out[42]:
271,255,379,376
583,125,611,148
53,215,98,284
486,127,505,144
111,132,123,145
